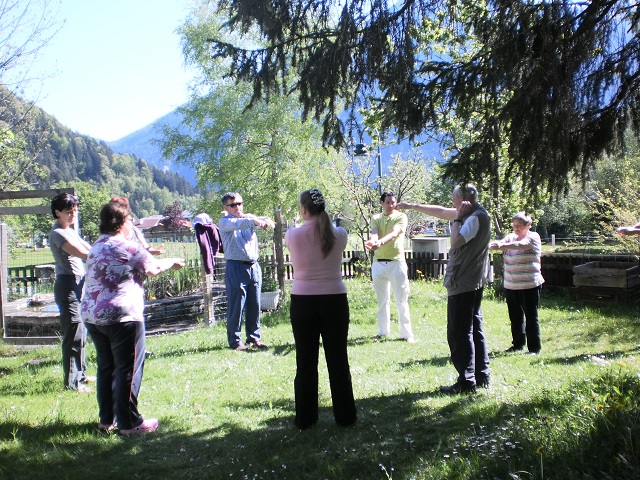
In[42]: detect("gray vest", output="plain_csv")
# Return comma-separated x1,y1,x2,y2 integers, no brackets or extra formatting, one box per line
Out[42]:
443,203,491,296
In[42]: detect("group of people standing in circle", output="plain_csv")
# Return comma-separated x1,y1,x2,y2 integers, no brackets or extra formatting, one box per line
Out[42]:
52,181,610,433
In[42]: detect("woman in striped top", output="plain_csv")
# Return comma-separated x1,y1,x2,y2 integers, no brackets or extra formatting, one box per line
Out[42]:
490,212,544,354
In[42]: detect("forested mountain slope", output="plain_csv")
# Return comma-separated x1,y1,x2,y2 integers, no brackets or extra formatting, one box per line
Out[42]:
0,86,200,217
107,109,198,186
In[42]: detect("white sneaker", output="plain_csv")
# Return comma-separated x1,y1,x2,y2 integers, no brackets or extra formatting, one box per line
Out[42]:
403,337,417,344
119,418,159,436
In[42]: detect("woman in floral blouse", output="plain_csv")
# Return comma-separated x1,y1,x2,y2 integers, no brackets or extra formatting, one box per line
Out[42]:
81,201,184,436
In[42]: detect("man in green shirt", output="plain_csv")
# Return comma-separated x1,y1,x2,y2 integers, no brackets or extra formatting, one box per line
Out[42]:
365,192,415,343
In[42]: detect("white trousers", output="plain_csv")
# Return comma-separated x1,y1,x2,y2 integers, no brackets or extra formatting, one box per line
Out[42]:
372,260,414,339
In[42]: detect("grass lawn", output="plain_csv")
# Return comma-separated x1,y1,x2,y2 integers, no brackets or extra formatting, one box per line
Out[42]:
1,279,639,479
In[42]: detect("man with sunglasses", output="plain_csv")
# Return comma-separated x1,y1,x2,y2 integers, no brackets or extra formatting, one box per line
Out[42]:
219,192,275,350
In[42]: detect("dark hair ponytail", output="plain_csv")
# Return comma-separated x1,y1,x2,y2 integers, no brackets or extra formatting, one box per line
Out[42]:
299,189,336,258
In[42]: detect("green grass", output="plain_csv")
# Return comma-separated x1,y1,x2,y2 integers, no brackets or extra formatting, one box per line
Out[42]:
1,279,640,479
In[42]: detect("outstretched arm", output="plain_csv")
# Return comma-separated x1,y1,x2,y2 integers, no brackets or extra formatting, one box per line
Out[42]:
145,258,186,277
617,223,640,236
396,202,457,221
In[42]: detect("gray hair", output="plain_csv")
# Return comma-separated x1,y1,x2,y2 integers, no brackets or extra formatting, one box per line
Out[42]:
512,211,532,226
453,184,478,202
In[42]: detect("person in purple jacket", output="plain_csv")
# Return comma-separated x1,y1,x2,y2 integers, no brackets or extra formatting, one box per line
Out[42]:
285,188,357,429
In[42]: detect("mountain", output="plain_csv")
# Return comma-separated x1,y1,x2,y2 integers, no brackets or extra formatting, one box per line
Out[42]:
0,86,200,217
107,109,198,186
107,107,441,185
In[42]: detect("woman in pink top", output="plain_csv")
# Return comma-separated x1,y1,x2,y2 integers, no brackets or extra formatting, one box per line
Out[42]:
285,188,357,429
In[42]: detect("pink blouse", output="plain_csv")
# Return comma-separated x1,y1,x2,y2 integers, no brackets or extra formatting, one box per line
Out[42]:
285,219,347,295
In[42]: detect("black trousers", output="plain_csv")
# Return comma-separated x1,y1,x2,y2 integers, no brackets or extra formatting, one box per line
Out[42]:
54,274,86,389
86,321,146,430
290,294,357,429
447,288,490,387
504,285,542,353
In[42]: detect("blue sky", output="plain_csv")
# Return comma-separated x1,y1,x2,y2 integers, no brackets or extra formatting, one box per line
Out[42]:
21,0,195,142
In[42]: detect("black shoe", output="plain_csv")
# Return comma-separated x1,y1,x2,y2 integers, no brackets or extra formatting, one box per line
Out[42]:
476,377,490,388
440,383,476,395
248,340,269,350
505,346,524,353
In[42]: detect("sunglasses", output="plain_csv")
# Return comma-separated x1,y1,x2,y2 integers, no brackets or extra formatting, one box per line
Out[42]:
226,202,243,208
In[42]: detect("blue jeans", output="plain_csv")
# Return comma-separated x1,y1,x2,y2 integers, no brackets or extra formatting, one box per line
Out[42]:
290,294,357,428
54,274,86,389
86,321,146,430
225,260,262,347
447,288,490,387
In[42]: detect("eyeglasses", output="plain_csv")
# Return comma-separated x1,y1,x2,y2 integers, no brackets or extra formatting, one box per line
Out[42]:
226,202,243,208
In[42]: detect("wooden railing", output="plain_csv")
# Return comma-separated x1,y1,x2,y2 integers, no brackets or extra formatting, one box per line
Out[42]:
8,252,638,295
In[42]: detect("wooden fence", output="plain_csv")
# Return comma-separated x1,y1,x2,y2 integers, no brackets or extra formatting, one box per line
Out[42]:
260,250,449,281
7,251,639,297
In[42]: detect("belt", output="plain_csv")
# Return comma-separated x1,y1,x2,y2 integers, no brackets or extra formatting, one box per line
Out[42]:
229,259,256,265
376,259,396,262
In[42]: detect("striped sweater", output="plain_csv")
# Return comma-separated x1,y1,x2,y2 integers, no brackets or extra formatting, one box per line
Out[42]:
502,231,545,290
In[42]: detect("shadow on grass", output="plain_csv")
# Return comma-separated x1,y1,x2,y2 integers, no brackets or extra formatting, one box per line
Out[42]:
3,375,638,480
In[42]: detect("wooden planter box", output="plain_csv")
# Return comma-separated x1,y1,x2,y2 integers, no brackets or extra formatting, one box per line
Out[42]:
572,261,640,304
573,261,639,288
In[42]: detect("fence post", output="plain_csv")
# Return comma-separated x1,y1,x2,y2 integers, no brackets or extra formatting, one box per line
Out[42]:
200,266,215,326
274,210,285,294
1,223,7,337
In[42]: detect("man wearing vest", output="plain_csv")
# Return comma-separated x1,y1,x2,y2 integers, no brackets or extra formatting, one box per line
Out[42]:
365,191,416,343
397,184,492,394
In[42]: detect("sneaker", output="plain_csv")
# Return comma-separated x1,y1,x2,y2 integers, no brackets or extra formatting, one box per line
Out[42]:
440,382,476,395
80,375,96,384
374,334,387,340
403,337,417,344
231,343,248,351
119,418,159,436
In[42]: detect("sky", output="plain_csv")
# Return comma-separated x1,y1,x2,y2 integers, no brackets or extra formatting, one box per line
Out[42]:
21,0,196,142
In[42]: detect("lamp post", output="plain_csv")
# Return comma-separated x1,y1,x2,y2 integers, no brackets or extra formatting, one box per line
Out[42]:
354,142,382,195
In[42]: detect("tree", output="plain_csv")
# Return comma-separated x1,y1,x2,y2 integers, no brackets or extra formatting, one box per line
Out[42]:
161,200,185,231
161,7,342,221
331,147,435,253
0,1,62,191
582,132,640,252
208,0,640,201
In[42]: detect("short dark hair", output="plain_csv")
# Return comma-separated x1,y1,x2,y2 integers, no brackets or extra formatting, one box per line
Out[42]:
99,201,131,235
221,192,241,205
380,191,396,203
50,193,79,219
